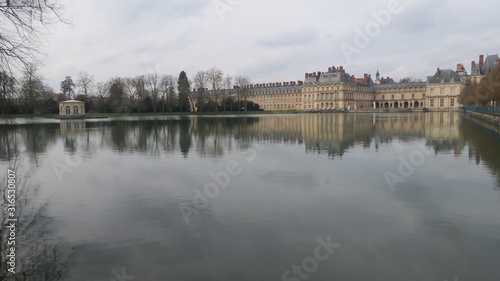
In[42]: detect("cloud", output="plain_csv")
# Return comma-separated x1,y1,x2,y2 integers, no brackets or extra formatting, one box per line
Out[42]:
35,0,500,90
258,27,319,48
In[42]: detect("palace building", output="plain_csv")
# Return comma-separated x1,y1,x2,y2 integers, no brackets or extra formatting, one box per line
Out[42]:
242,54,499,111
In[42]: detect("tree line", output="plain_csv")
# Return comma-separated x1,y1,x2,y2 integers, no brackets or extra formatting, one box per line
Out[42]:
0,65,261,115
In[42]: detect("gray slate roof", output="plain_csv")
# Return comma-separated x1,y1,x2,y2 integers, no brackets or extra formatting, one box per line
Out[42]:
427,69,461,84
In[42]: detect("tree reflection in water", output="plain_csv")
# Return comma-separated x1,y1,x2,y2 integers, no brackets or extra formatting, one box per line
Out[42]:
0,158,77,281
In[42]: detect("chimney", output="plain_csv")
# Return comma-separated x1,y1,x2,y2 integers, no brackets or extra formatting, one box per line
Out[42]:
437,68,441,77
318,71,322,77
328,67,332,72
332,66,336,72
298,80,303,85
305,73,308,79
351,75,355,81
479,55,484,69
339,66,345,73
456,63,463,72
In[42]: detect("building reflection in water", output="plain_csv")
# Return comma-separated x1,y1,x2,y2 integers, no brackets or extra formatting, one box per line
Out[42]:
59,120,87,136
246,112,465,159
0,112,497,183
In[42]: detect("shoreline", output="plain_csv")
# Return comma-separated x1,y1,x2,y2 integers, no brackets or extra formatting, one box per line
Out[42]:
461,110,500,126
0,109,464,119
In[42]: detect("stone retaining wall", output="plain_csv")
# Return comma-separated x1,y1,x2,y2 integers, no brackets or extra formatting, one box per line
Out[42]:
462,110,500,126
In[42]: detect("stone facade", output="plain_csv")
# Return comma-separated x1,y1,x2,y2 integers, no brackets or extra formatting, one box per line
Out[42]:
59,100,85,116
242,54,499,111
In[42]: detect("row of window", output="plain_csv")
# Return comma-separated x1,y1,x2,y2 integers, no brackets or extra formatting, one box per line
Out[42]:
255,98,302,103
380,94,425,100
429,98,455,107
429,87,458,97
377,86,425,93
64,106,82,115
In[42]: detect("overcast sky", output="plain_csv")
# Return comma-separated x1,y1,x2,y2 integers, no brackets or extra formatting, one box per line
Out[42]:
40,0,500,90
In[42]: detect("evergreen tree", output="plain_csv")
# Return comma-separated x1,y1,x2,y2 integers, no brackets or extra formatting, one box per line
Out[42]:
177,71,191,112
60,76,75,99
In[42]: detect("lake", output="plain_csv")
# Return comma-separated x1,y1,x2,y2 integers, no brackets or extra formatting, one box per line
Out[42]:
1,112,500,281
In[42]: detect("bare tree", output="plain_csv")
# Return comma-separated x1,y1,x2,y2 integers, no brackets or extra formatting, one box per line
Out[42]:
146,72,160,112
223,75,233,111
205,67,224,112
0,0,65,73
0,70,16,114
95,81,109,113
160,74,176,112
19,63,44,113
234,75,252,111
76,71,94,98
193,71,207,111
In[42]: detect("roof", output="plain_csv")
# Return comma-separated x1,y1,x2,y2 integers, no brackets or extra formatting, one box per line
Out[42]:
427,69,461,84
60,100,85,103
374,82,426,89
318,71,353,84
482,54,500,73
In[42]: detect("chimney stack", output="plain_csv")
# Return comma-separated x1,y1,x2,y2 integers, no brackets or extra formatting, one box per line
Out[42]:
298,80,303,85
479,55,484,69
456,63,463,72
339,66,345,73
328,67,332,72
437,68,441,77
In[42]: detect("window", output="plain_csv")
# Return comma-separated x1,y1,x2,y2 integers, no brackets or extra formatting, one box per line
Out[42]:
391,95,394,99
402,94,405,99
440,99,444,107
74,106,79,115
451,98,455,107
440,88,445,96
382,95,385,100
412,94,415,98
430,99,435,107
430,89,435,96
451,88,456,96
65,106,71,115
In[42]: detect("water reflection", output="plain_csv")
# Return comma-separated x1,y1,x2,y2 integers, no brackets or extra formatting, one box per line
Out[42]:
460,114,500,189
0,113,497,172
0,160,78,281
1,112,500,280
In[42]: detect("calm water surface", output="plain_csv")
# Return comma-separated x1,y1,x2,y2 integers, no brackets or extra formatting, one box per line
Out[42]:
1,112,500,281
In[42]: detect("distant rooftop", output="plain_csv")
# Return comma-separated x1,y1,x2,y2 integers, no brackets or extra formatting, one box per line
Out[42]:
60,100,85,103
